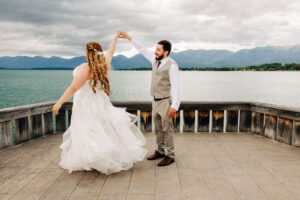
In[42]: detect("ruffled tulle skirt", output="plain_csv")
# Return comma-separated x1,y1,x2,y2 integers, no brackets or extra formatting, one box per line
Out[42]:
59,82,147,175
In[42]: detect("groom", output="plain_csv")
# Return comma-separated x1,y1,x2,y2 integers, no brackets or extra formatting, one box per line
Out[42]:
119,31,180,166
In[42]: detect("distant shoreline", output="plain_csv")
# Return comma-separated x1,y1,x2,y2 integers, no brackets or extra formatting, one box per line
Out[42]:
118,63,300,71
1,63,300,71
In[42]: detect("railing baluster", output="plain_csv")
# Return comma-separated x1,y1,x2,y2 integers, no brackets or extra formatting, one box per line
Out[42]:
0,120,13,150
237,110,241,133
209,110,212,133
195,110,198,133
223,110,227,133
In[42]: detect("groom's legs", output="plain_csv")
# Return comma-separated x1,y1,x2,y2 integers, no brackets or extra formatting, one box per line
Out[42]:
153,99,175,158
153,112,165,155
163,117,175,158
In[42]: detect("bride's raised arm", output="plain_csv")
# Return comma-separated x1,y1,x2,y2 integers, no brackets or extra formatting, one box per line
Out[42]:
105,31,120,69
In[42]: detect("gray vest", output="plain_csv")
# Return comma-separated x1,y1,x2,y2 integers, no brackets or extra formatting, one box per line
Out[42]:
150,59,174,98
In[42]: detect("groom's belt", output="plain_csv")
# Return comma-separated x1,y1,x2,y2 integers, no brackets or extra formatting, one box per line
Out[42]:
154,96,170,101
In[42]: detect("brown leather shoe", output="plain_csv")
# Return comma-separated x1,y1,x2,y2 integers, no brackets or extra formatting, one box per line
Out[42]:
147,150,165,160
157,156,175,166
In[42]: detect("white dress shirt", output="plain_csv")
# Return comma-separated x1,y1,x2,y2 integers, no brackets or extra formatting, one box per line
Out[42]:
131,39,180,111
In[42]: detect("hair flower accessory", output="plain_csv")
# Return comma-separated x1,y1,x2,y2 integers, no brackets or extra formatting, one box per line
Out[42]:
93,49,104,55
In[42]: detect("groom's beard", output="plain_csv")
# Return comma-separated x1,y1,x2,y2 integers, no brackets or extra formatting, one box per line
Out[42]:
155,54,164,61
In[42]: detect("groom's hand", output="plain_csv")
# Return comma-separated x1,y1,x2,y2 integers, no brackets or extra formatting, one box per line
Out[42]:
168,108,177,118
118,31,132,41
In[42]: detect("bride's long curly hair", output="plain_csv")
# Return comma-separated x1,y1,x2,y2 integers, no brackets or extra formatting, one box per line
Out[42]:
86,42,112,96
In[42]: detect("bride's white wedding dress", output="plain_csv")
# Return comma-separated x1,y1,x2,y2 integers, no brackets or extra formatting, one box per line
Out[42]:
59,65,147,175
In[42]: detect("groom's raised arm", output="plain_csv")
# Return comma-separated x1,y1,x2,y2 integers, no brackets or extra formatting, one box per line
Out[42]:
131,39,155,63
119,32,155,63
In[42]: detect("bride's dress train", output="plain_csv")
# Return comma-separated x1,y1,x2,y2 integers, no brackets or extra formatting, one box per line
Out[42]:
59,66,147,175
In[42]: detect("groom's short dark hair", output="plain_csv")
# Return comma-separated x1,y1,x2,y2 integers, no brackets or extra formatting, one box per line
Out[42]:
158,40,172,56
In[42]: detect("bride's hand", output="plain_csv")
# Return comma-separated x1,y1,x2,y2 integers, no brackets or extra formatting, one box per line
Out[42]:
118,31,132,41
115,31,121,39
52,102,62,115
117,31,124,38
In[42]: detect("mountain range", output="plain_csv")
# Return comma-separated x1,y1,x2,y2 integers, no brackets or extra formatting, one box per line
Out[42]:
1,45,300,69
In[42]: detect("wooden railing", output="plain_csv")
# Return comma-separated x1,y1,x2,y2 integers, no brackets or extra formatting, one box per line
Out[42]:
1,101,300,150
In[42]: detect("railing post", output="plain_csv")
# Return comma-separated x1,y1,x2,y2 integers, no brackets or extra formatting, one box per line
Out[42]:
27,115,32,139
42,113,46,136
65,110,69,128
209,110,212,133
237,110,241,133
180,110,183,133
291,120,295,145
195,110,198,133
223,110,227,133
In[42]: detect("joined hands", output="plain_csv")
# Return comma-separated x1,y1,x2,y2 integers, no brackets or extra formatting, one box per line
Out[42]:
117,31,132,41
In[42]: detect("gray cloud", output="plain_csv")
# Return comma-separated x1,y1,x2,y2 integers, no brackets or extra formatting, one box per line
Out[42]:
0,0,300,57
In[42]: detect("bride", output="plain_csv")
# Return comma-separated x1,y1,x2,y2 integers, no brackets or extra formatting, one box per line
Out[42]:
52,31,147,175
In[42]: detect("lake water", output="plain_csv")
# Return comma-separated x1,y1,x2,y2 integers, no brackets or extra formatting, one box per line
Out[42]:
0,70,299,109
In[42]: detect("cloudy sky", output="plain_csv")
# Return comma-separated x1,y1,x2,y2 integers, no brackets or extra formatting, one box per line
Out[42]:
1,0,300,57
